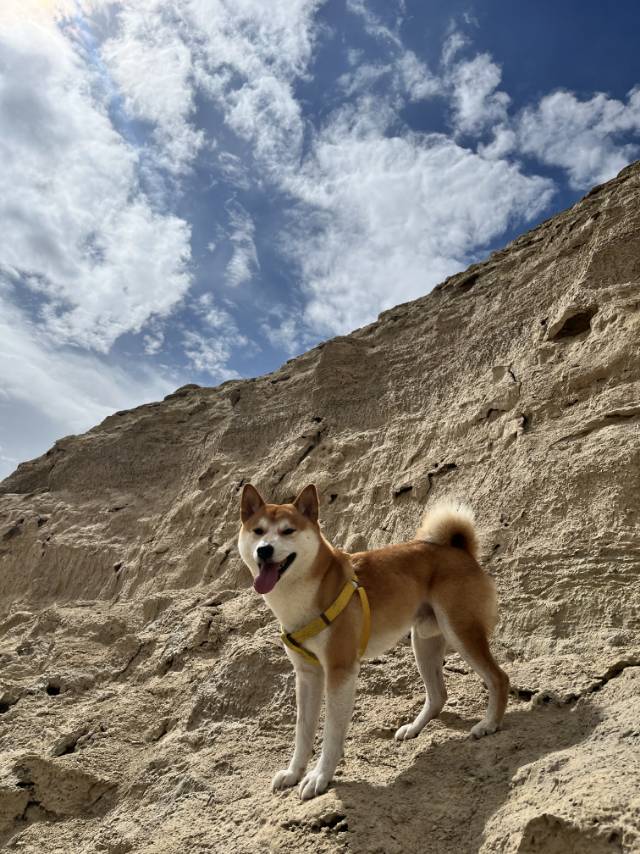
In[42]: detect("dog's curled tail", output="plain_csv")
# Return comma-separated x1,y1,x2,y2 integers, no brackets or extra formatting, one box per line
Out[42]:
416,499,479,561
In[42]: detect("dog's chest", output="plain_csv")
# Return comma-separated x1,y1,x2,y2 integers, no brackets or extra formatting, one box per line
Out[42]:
264,583,320,633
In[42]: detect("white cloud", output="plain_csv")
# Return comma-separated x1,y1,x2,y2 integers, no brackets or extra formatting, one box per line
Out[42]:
194,292,237,329
346,0,402,48
184,293,249,378
338,62,390,98
261,313,303,356
437,32,640,188
441,30,468,66
478,125,517,160
0,20,193,353
182,330,242,380
398,50,440,101
516,87,640,189
286,116,554,336
338,51,438,103
225,202,259,287
448,52,510,135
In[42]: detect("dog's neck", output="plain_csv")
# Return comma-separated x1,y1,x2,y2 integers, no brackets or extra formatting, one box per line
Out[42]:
263,531,351,633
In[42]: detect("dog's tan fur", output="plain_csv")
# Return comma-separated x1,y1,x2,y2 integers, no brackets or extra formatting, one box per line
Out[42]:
238,483,509,800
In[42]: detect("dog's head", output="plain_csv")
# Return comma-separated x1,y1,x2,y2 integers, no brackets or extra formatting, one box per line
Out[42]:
237,484,322,595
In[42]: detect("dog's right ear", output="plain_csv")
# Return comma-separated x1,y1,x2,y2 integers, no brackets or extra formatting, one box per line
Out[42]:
240,484,265,522
293,484,319,523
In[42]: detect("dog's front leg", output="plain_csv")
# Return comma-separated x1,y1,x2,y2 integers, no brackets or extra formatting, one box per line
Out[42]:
272,660,323,791
298,664,358,800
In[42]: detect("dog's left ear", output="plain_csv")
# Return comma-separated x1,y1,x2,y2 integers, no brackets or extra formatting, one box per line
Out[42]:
293,484,319,523
241,483,265,522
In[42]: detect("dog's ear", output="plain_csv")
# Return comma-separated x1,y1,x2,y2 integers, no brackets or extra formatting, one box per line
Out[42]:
241,484,265,522
293,484,319,523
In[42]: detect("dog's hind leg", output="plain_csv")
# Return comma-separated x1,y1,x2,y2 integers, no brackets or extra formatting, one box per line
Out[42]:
395,629,447,740
435,608,509,738
272,659,324,791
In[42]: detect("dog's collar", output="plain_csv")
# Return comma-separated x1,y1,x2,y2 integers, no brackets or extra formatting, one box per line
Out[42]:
280,575,370,666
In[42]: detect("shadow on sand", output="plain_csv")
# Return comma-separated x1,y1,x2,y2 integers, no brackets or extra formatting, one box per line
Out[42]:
334,701,606,854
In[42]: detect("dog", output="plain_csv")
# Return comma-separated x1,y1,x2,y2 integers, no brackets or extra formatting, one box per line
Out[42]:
238,483,509,800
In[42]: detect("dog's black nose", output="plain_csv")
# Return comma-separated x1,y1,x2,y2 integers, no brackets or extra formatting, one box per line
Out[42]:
257,544,274,561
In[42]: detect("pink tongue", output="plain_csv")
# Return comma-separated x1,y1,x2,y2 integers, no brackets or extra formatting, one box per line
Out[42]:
254,562,280,594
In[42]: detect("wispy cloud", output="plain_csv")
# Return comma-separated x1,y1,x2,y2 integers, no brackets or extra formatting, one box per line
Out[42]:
0,294,176,478
225,202,259,287
102,0,205,174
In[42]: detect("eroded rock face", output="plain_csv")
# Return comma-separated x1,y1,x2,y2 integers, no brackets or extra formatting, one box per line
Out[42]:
1,163,639,853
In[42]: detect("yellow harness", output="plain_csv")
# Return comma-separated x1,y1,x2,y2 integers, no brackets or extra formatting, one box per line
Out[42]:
280,576,371,666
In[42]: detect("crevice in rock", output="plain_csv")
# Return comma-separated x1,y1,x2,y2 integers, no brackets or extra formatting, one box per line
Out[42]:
157,654,175,676
295,428,325,468
116,643,145,677
583,659,640,696
426,462,457,492
514,658,639,707
394,485,413,498
52,727,88,757
2,517,24,541
553,406,640,445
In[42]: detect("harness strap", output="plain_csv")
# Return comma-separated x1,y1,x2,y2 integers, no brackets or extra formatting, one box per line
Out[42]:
281,576,370,666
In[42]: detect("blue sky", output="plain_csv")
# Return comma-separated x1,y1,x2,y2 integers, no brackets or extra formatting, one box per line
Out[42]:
1,0,640,479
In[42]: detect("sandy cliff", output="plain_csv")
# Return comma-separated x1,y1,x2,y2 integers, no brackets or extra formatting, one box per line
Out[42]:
1,163,639,853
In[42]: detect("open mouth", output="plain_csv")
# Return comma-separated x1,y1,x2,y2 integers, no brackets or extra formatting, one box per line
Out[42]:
253,553,296,595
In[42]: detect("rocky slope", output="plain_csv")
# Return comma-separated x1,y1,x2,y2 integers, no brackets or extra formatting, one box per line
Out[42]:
1,162,639,853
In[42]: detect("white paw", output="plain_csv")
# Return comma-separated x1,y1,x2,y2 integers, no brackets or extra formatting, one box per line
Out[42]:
470,719,499,739
298,768,330,800
394,722,421,741
272,768,303,791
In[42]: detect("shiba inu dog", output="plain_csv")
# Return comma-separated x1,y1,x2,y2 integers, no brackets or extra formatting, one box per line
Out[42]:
238,483,509,801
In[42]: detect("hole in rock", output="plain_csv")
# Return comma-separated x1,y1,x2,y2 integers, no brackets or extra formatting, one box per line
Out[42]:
46,682,61,696
550,307,597,340
457,272,479,293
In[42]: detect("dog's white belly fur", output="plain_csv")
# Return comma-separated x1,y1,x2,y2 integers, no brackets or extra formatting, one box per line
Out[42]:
364,624,412,659
363,613,442,659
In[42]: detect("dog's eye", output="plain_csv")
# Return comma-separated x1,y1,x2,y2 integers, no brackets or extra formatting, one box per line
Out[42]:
282,528,296,536
253,527,265,536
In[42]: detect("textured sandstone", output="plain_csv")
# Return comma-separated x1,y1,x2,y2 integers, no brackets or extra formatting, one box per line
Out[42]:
1,162,639,853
